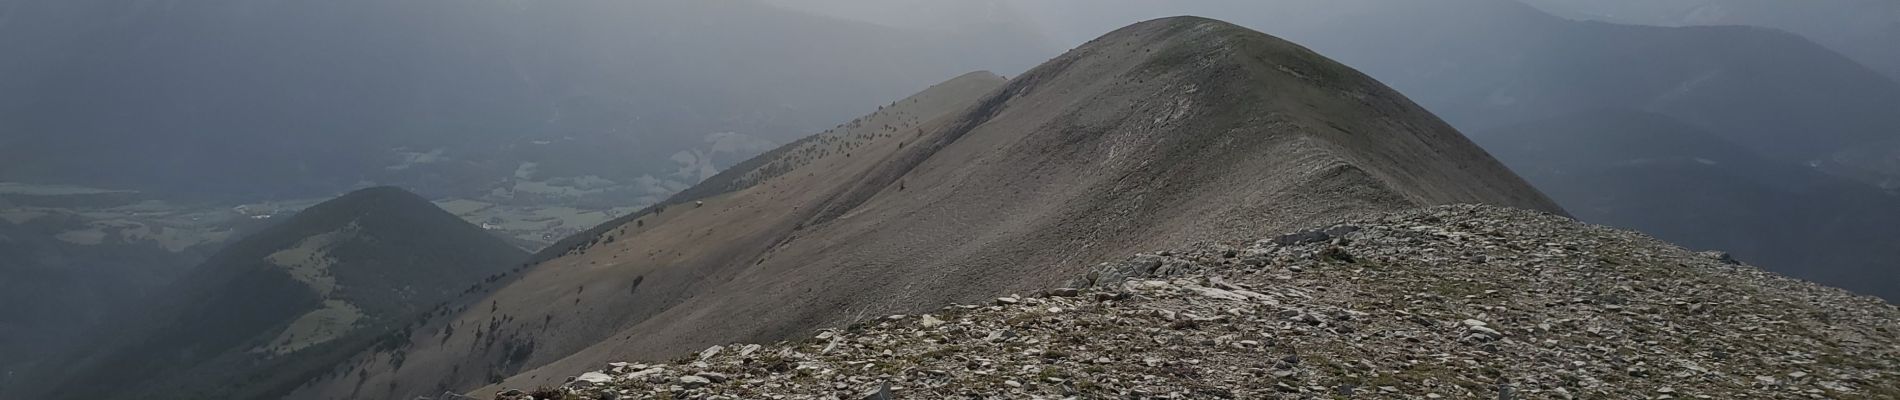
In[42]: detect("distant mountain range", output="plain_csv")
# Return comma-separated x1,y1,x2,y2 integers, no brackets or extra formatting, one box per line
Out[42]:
1519,0,1900,83
1227,0,1900,177
1474,110,1900,299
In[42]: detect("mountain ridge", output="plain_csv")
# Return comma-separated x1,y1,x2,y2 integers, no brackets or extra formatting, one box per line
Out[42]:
287,16,1562,400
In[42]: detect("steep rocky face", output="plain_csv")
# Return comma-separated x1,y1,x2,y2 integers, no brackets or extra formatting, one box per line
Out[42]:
291,17,1560,400
39,187,526,400
538,205,1900,400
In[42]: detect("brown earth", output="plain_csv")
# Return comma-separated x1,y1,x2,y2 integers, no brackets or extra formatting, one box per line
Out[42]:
288,16,1562,400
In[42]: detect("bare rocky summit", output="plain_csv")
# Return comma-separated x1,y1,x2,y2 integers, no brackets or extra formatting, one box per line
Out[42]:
509,205,1896,400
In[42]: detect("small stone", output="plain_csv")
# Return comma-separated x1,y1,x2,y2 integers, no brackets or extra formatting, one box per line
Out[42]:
1189,286,1249,301
996,297,1020,305
627,367,667,380
1274,231,1331,246
1469,325,1503,338
918,314,947,328
1324,225,1361,237
679,375,712,387
569,371,613,387
696,372,730,383
1004,380,1023,388
1699,251,1741,265
699,345,725,360
862,381,893,400
1047,288,1081,297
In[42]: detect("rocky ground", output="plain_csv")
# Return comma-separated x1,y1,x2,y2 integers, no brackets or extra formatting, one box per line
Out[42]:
495,204,1898,400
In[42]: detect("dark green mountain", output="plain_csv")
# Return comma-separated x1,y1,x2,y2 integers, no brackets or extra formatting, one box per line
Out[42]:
36,187,526,400
1474,110,1900,300
0,218,207,393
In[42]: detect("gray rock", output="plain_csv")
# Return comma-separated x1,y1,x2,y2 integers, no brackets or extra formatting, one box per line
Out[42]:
1274,231,1330,246
696,372,730,383
1699,251,1741,265
1083,254,1168,286
918,314,947,328
737,343,763,357
1324,225,1361,237
1469,324,1503,338
421,392,480,400
626,367,667,381
862,381,893,400
569,371,614,387
679,375,712,387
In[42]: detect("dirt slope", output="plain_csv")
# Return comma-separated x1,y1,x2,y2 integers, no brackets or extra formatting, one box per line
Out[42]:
289,17,1562,400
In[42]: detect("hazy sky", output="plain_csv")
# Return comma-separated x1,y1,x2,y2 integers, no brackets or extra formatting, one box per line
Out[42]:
769,0,1391,51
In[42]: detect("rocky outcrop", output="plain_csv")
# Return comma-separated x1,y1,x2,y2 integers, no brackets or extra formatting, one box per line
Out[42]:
517,205,1897,399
